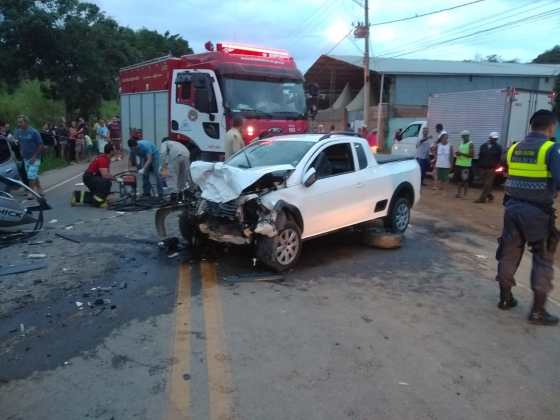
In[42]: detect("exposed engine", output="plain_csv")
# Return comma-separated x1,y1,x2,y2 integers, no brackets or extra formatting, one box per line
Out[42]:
155,166,291,246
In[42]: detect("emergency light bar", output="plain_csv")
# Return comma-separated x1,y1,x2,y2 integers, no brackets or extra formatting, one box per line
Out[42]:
216,42,291,60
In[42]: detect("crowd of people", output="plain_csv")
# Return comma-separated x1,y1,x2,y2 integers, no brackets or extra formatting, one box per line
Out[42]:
38,116,122,164
0,114,122,197
412,123,503,202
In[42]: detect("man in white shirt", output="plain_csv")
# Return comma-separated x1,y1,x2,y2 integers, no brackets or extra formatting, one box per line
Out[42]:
224,116,245,159
159,138,191,192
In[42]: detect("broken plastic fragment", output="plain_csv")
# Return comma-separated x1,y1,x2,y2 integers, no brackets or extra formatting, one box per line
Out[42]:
28,254,46,259
75,301,84,308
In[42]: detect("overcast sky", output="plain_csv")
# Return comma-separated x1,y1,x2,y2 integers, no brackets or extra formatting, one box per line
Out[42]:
92,0,559,70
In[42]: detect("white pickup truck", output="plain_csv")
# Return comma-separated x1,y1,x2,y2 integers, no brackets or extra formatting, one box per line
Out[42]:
181,133,421,271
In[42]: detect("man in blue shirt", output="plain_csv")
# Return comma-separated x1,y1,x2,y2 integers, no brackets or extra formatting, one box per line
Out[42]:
496,109,560,325
128,129,163,198
14,115,43,194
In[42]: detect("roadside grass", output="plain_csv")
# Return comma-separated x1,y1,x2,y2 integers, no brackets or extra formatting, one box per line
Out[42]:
40,152,68,174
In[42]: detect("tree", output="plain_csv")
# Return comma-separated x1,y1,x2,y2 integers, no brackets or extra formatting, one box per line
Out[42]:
533,46,560,117
0,0,193,118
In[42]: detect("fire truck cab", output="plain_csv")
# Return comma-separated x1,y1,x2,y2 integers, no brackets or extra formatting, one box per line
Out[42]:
119,42,308,160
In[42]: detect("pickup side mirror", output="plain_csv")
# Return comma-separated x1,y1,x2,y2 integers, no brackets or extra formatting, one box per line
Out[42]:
302,167,317,187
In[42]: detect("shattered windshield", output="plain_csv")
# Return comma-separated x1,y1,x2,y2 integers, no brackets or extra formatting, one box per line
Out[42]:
227,140,314,169
223,78,306,118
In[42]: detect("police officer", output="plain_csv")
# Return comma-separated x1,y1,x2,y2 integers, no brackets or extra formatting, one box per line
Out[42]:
496,109,559,325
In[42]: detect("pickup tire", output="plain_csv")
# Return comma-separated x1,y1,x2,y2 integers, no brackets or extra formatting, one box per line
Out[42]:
384,196,411,234
256,220,302,272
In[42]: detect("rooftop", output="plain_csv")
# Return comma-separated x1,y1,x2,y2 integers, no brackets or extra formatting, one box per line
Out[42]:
307,55,560,79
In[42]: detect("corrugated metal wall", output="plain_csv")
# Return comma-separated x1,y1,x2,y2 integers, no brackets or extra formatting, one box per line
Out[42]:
392,75,551,106
427,89,508,157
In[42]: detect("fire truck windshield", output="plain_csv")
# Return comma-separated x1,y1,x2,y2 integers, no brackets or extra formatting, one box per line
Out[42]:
223,78,306,119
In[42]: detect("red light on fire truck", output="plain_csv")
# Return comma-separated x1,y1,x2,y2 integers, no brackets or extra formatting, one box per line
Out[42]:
216,42,291,60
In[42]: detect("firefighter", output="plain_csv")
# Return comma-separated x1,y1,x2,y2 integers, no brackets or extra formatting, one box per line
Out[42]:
71,143,115,207
496,109,559,325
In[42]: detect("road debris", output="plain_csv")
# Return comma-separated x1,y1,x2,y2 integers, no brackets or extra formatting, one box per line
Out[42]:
64,225,74,230
75,301,84,309
20,323,25,335
27,253,47,259
398,382,409,386
223,272,284,283
0,261,48,277
55,232,81,244
48,219,58,224
475,254,488,260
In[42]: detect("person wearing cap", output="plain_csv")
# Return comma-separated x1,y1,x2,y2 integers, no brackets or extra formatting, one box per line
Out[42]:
454,130,474,198
475,132,503,203
496,109,560,325
127,129,163,198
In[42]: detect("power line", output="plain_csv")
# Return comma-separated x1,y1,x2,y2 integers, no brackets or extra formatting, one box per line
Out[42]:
377,0,556,57
286,0,339,39
324,27,355,55
371,0,486,26
387,7,560,58
381,2,559,57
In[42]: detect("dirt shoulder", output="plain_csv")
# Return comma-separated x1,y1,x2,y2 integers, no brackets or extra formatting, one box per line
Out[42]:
416,179,560,266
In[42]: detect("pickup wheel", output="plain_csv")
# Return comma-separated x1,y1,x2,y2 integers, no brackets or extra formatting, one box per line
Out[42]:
384,196,411,234
256,220,302,272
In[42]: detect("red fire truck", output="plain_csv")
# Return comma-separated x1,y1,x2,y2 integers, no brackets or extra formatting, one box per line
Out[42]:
119,42,308,160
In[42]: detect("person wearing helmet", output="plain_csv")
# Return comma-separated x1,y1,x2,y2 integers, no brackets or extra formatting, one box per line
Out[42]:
496,109,559,325
475,132,502,203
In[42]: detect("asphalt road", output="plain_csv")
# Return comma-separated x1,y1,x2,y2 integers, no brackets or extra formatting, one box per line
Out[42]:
1,165,560,420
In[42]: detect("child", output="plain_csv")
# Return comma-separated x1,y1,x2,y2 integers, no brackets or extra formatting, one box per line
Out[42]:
434,132,453,191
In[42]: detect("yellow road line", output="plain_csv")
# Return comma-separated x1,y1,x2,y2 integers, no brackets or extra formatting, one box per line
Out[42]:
201,261,235,420
166,263,192,420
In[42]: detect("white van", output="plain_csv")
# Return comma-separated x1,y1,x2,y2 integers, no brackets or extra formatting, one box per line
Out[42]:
391,120,427,158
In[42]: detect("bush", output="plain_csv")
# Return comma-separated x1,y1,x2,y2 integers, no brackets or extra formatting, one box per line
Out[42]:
0,80,65,127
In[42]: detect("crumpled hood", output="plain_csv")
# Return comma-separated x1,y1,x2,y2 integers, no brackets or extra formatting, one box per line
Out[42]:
190,161,294,203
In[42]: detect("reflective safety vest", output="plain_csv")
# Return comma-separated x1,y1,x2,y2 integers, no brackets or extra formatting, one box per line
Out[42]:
505,139,555,204
456,141,473,167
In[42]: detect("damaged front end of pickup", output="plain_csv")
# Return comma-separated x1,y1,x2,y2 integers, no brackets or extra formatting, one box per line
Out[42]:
155,162,300,269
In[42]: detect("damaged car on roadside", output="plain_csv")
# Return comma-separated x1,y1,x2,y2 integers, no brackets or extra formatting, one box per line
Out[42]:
174,132,421,271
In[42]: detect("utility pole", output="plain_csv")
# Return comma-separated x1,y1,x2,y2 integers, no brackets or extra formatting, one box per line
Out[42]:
363,0,370,132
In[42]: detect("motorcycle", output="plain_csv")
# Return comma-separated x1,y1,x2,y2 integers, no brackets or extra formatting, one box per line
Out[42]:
0,174,51,246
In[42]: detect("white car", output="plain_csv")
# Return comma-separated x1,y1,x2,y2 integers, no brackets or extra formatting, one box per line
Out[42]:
391,120,427,158
183,133,421,271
